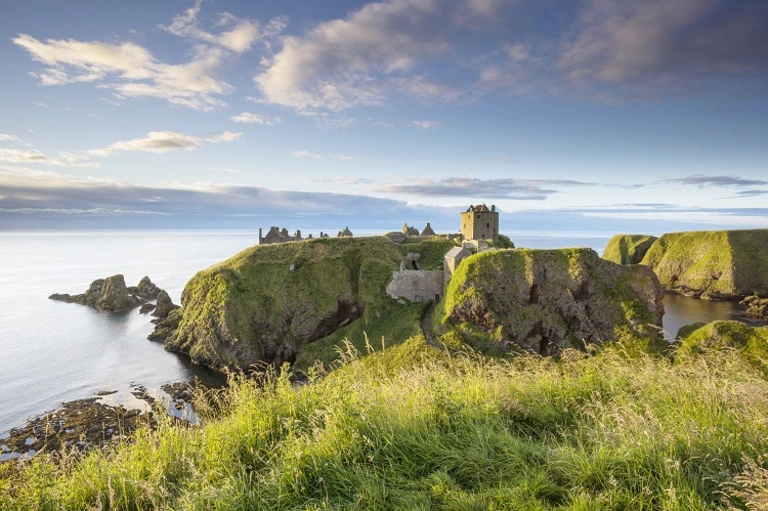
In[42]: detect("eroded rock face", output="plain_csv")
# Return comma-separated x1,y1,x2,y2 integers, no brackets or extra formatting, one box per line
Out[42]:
441,248,664,355
152,289,179,319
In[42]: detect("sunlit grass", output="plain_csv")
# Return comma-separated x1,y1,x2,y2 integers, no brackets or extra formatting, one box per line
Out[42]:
3,333,768,509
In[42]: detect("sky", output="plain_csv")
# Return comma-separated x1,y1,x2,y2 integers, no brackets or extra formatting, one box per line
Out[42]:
0,0,767,234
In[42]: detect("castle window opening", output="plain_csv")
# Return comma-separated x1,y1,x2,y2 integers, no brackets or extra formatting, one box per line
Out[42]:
487,223,490,228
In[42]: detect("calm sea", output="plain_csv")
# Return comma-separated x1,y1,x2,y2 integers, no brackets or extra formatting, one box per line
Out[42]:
0,230,743,435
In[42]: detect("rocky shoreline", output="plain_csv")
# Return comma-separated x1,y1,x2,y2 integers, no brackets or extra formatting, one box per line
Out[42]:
49,275,178,316
0,382,199,461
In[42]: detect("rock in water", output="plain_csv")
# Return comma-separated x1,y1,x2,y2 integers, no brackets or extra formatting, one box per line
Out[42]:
602,234,658,265
90,274,142,312
128,276,162,300
49,274,170,313
152,290,179,319
440,248,664,355
639,229,768,299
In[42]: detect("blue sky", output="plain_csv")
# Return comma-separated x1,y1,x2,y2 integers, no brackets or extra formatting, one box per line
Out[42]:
1,0,767,233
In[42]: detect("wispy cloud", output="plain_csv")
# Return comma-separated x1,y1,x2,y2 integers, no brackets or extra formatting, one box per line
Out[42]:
412,120,440,129
0,148,99,168
291,150,323,160
373,177,600,200
0,134,22,143
230,112,282,124
88,131,242,156
13,3,262,110
664,174,768,187
734,189,768,197
291,150,355,161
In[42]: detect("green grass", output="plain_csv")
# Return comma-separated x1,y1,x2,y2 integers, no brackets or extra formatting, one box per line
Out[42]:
602,234,658,265
4,333,768,509
639,229,768,297
293,302,428,373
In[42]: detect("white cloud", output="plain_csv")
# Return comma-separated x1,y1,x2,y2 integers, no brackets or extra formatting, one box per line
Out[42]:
160,1,259,53
230,112,282,124
291,150,323,160
0,134,22,143
0,148,99,168
412,120,440,129
254,0,493,113
13,3,261,111
291,150,354,160
89,131,242,156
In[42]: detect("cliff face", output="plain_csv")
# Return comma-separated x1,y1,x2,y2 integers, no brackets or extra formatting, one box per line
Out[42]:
640,229,768,299
440,248,664,355
159,237,455,370
603,234,658,265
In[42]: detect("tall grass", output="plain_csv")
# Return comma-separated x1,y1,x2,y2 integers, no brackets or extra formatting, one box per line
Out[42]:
3,336,768,509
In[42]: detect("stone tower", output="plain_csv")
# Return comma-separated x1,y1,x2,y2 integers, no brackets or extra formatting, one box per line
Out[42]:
460,204,499,243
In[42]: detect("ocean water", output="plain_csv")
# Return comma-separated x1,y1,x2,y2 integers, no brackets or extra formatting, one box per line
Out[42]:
0,230,744,435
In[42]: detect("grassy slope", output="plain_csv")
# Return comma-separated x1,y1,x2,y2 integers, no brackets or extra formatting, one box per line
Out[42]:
5,330,768,509
169,236,455,369
602,234,658,265
640,229,768,297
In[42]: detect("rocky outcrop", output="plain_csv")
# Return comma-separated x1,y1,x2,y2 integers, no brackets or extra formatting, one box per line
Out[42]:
49,275,174,314
151,236,456,370
49,274,143,313
639,229,768,299
603,234,658,265
152,289,179,319
440,248,665,355
128,276,162,299
741,296,768,319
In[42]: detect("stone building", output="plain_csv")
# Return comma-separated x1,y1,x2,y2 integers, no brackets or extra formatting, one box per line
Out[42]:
259,226,303,245
337,227,353,238
460,204,499,243
444,247,471,288
420,223,436,236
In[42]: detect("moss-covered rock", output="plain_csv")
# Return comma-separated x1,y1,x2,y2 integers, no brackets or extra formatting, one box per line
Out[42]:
438,248,664,355
602,234,658,265
640,229,768,299
159,236,455,370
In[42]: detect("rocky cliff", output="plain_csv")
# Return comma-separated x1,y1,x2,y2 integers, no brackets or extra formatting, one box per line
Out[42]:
602,234,658,265
155,236,455,370
639,229,768,299
438,248,664,355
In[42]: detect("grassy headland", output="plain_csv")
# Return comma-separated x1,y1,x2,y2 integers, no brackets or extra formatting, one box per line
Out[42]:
638,229,768,299
602,234,658,265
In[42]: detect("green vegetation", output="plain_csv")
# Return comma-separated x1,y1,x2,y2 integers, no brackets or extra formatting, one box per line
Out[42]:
640,229,768,298
602,234,658,265
293,302,428,373
166,236,455,370
438,248,665,355
676,321,768,374
5,323,768,509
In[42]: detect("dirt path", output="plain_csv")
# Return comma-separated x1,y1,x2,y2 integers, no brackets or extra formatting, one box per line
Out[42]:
421,300,443,350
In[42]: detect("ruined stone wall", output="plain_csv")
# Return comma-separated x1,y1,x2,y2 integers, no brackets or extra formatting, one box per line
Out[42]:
385,270,443,303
